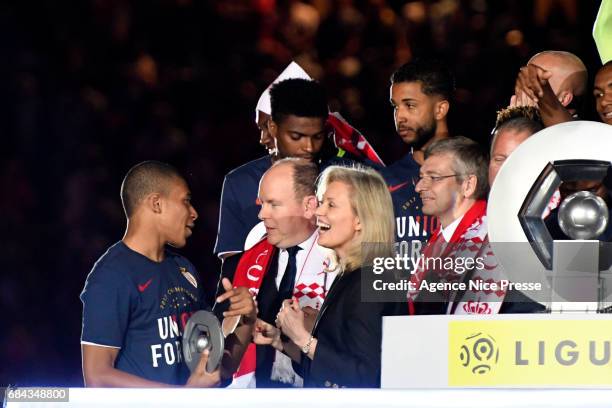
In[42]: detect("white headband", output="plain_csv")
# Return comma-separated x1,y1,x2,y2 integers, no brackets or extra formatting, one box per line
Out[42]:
255,61,312,123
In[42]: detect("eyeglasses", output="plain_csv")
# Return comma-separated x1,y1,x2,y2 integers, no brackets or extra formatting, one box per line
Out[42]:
416,174,461,185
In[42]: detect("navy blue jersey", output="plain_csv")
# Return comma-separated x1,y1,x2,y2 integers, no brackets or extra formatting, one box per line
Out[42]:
379,152,439,256
80,241,208,385
214,156,272,256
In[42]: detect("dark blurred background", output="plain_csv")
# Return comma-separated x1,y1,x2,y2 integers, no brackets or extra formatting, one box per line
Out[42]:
0,0,604,386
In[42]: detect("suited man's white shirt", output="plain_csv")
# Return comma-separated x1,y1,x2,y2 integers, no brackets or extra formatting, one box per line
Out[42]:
271,229,337,386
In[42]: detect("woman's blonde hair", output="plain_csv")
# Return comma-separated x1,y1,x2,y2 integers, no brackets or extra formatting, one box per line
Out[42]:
316,165,395,273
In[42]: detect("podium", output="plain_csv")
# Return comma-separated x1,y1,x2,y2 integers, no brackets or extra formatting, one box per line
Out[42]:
6,314,612,408
382,314,612,388
7,314,612,407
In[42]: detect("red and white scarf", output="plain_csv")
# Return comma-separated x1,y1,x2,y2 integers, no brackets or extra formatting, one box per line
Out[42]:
407,200,507,315
230,237,276,387
327,112,385,166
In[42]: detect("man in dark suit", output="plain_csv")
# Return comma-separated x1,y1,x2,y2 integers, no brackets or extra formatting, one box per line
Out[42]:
214,158,336,387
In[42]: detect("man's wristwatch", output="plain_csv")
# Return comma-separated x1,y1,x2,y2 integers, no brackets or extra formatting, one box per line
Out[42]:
301,335,314,354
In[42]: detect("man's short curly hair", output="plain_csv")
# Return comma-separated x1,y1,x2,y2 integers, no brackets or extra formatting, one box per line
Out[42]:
120,161,183,218
390,58,455,100
269,78,328,124
494,105,542,130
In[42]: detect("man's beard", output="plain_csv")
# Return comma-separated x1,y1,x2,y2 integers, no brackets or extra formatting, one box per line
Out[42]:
411,120,437,150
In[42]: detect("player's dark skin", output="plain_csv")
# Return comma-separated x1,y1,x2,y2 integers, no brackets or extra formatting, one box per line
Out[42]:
83,177,256,388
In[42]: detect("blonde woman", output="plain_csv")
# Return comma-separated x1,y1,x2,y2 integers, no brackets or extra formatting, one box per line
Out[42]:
254,165,401,388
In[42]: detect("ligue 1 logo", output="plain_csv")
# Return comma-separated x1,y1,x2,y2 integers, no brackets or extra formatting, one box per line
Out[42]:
459,332,499,375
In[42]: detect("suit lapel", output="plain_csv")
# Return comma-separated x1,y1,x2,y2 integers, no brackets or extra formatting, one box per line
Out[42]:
256,250,281,323
311,271,352,333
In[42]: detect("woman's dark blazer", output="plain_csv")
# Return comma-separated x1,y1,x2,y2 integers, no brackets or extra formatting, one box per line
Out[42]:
302,268,403,388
